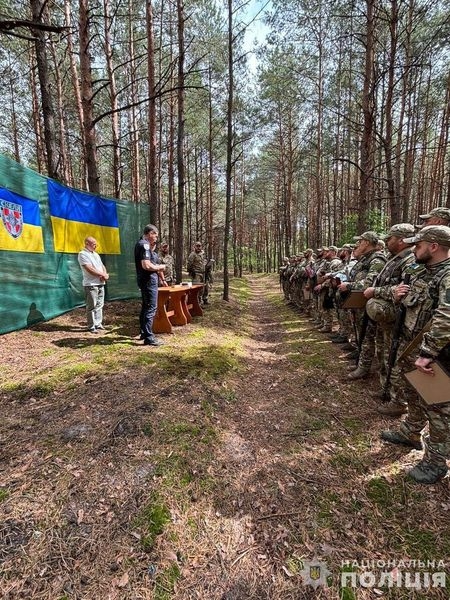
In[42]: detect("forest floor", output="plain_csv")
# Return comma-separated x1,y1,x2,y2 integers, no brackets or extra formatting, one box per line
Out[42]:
1,274,450,600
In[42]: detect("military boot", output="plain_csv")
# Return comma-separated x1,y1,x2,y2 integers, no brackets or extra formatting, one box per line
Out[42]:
377,401,407,417
408,460,448,484
380,430,422,450
347,366,370,380
318,325,332,333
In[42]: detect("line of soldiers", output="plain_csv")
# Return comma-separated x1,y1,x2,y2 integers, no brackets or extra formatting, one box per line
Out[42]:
280,207,450,484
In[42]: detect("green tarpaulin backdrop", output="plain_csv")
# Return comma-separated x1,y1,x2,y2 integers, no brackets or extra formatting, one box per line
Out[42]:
0,155,150,335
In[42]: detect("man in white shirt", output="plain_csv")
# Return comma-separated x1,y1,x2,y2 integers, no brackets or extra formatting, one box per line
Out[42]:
78,236,109,333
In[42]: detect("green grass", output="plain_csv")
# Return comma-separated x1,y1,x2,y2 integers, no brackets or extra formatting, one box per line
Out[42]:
0,488,9,502
135,497,171,552
329,450,368,472
154,562,181,600
161,421,217,450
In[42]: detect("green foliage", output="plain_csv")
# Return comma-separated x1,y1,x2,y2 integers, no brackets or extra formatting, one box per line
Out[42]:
339,209,388,245
0,488,9,502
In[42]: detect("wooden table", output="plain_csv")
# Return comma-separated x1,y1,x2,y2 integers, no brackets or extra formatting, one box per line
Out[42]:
153,284,204,334
186,284,204,319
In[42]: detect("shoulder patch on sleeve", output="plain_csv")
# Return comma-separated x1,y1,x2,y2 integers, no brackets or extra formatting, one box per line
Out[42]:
446,288,450,304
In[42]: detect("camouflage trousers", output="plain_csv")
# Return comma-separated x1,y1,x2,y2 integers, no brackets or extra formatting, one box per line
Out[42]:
355,312,376,371
375,326,406,405
192,273,209,302
398,340,450,467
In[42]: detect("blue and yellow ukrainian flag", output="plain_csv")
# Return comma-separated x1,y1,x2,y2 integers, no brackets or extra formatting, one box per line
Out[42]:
0,187,44,253
47,180,121,254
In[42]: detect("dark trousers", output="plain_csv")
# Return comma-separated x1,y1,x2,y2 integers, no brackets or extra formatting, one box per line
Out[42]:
139,281,158,341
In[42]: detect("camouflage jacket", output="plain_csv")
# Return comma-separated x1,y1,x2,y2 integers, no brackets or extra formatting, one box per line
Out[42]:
187,251,205,274
158,253,175,281
373,248,415,301
402,257,450,357
348,251,387,290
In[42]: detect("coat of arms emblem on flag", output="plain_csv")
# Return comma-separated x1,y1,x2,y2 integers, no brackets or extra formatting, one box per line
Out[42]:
1,200,23,239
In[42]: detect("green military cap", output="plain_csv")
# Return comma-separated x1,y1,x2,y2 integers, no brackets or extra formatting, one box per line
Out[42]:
353,231,379,244
382,223,415,239
403,225,450,247
419,207,450,221
328,245,338,252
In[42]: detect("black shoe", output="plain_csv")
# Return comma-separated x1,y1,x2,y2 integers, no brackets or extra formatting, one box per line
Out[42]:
96,324,106,330
143,338,164,346
88,327,97,334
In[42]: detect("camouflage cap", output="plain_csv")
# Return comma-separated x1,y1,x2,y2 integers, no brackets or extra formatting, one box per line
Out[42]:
419,207,450,221
353,231,379,244
305,248,314,254
403,225,450,247
342,243,354,250
328,245,338,253
382,223,416,239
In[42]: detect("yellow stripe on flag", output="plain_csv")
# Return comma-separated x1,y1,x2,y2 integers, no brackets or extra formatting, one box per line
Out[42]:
0,222,44,253
50,216,121,254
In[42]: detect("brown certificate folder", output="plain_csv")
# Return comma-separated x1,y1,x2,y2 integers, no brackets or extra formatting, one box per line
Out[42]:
404,361,450,406
342,291,368,309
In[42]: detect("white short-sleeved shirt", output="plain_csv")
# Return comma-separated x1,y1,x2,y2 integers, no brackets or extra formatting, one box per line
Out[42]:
78,249,105,286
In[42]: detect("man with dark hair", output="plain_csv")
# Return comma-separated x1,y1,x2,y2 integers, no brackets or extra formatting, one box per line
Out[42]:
134,224,167,346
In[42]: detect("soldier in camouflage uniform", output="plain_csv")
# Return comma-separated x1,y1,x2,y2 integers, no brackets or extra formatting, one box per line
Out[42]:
315,246,343,332
363,224,416,414
417,207,450,228
331,245,356,346
187,241,209,304
280,257,291,301
313,247,329,326
338,231,387,378
300,249,315,315
381,225,450,484
292,253,306,309
158,242,175,285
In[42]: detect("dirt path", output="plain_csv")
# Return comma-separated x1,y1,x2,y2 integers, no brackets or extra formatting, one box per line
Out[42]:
1,275,449,600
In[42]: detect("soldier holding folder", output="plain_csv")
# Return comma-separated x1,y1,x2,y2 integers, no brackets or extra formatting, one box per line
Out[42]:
381,225,450,484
